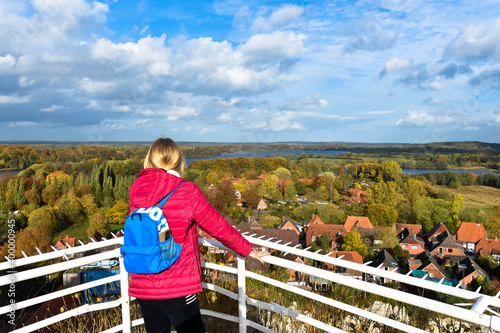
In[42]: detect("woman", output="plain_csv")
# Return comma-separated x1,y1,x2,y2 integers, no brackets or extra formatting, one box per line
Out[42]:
128,138,264,333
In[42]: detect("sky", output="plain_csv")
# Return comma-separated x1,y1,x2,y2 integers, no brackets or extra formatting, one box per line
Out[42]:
0,0,499,144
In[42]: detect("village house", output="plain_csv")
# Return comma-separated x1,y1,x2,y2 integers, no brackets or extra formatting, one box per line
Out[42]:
395,223,422,238
424,222,451,244
54,236,76,250
340,188,368,206
305,214,325,228
277,216,302,235
323,251,363,279
399,228,425,257
456,222,488,253
476,237,500,262
344,216,373,232
257,198,268,210
411,253,450,279
306,224,347,250
428,231,467,264
452,257,488,288
366,250,399,284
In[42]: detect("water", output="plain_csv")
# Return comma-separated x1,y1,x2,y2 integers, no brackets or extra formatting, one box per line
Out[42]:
0,169,21,177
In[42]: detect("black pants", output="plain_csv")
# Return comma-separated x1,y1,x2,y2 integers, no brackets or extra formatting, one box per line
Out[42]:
138,298,206,333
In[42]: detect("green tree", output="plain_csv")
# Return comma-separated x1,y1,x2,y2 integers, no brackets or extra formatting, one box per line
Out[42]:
273,167,291,180
392,244,410,266
56,196,86,225
28,206,64,234
374,228,399,250
317,204,346,224
284,183,297,201
381,161,402,182
366,203,398,227
319,233,332,253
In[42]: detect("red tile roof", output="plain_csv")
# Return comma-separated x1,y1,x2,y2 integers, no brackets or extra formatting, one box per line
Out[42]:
306,214,324,227
456,222,487,244
476,238,500,255
395,223,422,237
344,216,373,232
306,224,346,245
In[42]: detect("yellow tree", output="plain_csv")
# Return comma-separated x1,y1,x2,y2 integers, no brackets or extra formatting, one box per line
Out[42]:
106,200,129,225
342,229,374,260
87,209,110,238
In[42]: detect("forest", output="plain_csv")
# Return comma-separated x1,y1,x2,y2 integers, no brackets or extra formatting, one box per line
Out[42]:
0,141,500,261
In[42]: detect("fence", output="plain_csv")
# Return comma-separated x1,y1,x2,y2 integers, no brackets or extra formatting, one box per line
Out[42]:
1,232,500,332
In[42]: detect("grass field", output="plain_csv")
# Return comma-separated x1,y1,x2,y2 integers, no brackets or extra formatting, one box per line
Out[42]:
52,221,89,242
434,185,500,209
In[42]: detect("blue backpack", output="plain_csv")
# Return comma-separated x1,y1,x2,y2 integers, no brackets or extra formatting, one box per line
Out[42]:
120,182,184,274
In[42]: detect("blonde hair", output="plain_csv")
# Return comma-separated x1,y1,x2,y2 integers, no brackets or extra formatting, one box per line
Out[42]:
144,138,185,175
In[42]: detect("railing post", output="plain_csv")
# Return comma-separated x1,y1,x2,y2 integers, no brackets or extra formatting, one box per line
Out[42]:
119,256,131,333
237,256,247,333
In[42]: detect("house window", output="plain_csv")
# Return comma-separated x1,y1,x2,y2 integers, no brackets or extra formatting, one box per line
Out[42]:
312,236,317,242
339,229,343,233
402,245,408,249
411,245,417,250
448,249,453,253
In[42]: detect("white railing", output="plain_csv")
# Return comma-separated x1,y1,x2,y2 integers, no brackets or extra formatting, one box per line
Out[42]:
1,232,500,332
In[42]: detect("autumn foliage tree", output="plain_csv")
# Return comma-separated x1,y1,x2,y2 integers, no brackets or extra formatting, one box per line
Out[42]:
106,200,129,224
87,209,110,238
14,226,52,258
342,229,374,260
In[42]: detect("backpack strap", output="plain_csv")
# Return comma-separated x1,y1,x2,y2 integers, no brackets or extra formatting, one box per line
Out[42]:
157,181,184,208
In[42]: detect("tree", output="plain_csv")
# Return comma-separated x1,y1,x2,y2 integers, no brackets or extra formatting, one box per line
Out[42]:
263,174,278,195
273,167,291,180
319,233,332,253
106,200,129,225
392,244,410,266
242,189,260,208
294,181,307,196
28,207,64,234
41,184,62,206
14,226,52,258
207,180,236,215
56,196,86,225
284,183,297,201
366,203,398,227
374,228,399,250
81,194,98,216
342,229,374,260
381,161,402,182
317,204,346,224
87,209,110,238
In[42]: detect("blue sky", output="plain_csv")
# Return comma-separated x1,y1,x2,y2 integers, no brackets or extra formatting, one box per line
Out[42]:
0,0,499,143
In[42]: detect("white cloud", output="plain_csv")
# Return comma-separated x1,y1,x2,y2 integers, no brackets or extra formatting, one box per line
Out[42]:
437,115,453,123
41,105,63,112
8,121,38,127
0,54,16,71
396,110,434,127
465,126,479,131
161,106,198,121
0,95,30,104
251,5,304,31
366,110,395,115
18,76,35,87
112,105,131,112
445,18,500,63
217,112,232,122
135,119,150,126
79,78,116,94
379,57,412,78
86,100,102,110
239,31,306,63
140,25,149,35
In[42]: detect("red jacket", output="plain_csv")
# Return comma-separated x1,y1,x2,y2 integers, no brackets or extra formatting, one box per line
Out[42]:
127,168,252,299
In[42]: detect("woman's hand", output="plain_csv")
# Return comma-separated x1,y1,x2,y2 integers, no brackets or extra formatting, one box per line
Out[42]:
247,249,270,264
